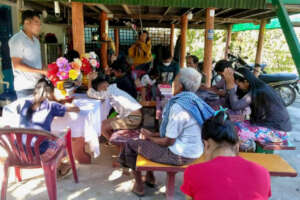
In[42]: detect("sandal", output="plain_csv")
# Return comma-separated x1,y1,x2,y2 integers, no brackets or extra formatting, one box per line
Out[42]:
57,163,72,177
131,189,144,197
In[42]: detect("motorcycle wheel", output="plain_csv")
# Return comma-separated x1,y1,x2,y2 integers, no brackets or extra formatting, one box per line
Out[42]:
274,85,296,107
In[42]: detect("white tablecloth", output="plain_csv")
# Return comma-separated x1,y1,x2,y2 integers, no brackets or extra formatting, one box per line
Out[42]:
1,94,111,158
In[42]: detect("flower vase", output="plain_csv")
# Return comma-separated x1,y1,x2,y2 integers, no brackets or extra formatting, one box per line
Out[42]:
82,74,89,87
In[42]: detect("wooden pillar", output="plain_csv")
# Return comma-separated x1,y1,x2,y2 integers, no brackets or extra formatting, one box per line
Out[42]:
71,2,85,56
180,15,188,68
203,8,215,88
114,28,119,58
255,19,267,64
170,24,175,57
224,24,232,59
100,12,108,68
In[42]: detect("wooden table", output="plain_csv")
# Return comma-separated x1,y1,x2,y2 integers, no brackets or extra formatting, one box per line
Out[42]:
136,153,297,200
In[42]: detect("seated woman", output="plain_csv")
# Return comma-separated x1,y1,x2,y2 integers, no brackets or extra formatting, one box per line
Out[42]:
86,72,142,140
201,60,251,117
181,111,271,200
17,78,79,175
118,68,215,196
223,67,291,151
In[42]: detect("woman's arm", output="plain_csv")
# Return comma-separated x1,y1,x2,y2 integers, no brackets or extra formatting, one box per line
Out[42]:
227,89,251,111
65,104,80,112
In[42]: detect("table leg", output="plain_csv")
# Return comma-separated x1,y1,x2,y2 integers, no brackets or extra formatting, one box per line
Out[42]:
166,172,177,200
71,137,91,164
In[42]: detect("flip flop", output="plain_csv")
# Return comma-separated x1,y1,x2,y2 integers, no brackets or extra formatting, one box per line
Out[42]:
131,189,144,197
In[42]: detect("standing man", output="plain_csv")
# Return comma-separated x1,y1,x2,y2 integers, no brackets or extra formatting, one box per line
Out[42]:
9,10,47,99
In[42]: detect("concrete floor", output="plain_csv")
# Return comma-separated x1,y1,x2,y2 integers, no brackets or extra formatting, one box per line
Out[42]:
1,99,300,200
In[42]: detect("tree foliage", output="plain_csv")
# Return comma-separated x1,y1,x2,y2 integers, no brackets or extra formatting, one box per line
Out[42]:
186,28,300,74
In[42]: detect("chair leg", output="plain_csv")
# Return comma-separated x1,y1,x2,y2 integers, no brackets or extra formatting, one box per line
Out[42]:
66,136,78,183
166,172,177,200
14,167,22,182
41,161,58,200
1,163,9,200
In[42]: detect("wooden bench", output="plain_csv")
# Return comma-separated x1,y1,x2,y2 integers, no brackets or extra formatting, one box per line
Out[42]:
136,153,297,200
256,140,296,151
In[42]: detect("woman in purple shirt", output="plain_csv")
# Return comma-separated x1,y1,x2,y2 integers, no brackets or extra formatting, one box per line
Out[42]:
223,67,291,151
17,78,79,174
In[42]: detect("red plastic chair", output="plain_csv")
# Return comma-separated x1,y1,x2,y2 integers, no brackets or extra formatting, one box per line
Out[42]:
0,128,78,200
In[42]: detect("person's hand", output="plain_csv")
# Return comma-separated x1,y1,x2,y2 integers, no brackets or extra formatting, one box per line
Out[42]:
223,68,235,90
140,128,153,140
216,90,226,97
87,72,98,80
40,70,48,76
104,67,111,75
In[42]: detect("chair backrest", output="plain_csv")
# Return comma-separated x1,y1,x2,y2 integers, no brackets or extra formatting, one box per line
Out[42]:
0,128,58,166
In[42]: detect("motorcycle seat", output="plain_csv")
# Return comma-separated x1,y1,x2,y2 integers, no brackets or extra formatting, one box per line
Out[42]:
259,73,298,83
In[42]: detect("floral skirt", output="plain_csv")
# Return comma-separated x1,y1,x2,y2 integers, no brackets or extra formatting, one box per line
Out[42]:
235,121,288,151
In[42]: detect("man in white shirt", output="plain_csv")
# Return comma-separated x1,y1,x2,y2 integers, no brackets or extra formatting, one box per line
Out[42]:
86,72,142,140
9,10,47,99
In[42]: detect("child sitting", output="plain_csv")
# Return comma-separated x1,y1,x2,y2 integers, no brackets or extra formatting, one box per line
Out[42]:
87,72,142,140
17,78,79,175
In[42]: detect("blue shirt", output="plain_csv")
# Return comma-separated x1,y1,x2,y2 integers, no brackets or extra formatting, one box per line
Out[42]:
18,99,66,132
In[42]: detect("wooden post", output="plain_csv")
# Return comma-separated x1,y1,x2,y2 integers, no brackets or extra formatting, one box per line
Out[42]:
255,19,267,64
224,24,232,59
100,12,108,68
71,2,85,56
170,24,175,57
114,28,119,58
203,8,215,88
180,15,188,68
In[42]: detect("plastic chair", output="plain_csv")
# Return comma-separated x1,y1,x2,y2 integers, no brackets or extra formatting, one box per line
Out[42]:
0,128,78,200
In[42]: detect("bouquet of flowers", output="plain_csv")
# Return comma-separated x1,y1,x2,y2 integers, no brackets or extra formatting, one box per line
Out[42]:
47,52,100,98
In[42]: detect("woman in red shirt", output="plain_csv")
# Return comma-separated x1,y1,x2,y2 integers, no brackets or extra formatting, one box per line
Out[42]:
181,111,271,200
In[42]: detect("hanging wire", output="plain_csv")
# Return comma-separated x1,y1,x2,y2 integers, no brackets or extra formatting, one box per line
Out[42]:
138,5,143,32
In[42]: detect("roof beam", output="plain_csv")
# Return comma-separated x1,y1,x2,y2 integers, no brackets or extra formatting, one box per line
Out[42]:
111,14,260,24
86,5,101,13
122,4,132,15
229,9,256,18
241,10,273,18
215,8,233,17
159,7,172,23
86,3,112,14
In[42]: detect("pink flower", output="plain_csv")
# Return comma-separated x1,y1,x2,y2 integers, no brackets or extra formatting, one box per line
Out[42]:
56,57,69,68
57,71,69,80
90,59,99,68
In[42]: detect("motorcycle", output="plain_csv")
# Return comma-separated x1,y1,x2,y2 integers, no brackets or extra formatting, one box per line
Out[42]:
212,54,299,106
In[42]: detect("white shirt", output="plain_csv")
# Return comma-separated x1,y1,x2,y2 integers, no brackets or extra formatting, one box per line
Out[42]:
165,103,204,159
87,84,142,118
9,30,42,91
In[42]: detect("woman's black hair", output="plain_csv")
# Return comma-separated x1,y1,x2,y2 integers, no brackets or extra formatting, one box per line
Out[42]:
26,77,55,121
110,57,130,74
234,67,284,123
162,47,172,61
202,111,239,145
214,60,233,73
187,55,199,64
64,50,80,62
92,77,107,90
138,30,148,37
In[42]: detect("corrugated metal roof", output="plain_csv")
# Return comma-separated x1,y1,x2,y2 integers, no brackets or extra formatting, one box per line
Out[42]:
71,0,267,9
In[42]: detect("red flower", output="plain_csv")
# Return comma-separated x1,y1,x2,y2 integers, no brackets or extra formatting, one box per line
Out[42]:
48,63,59,74
81,57,92,75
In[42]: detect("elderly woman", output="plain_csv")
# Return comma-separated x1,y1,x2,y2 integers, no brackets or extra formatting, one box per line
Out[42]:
119,67,215,197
